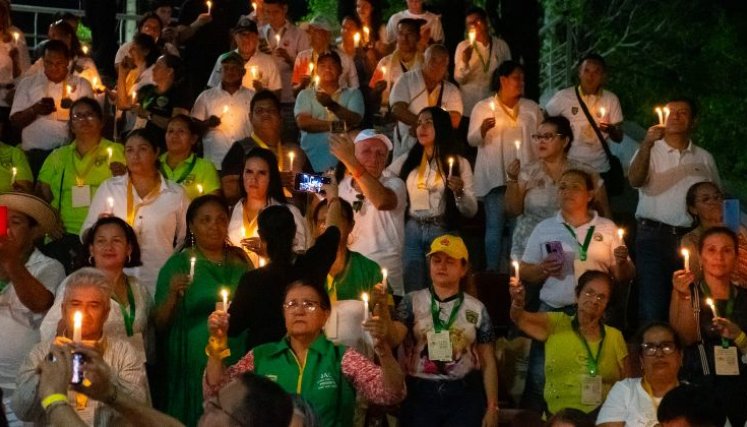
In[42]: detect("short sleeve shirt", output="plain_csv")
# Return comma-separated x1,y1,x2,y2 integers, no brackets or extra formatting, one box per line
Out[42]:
0,143,33,192
596,378,659,426
206,49,282,92
158,153,221,200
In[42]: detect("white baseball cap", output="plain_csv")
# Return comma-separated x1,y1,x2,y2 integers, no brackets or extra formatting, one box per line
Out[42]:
353,129,393,152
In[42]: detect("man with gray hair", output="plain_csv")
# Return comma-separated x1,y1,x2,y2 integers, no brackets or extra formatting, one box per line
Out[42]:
11,268,149,426
390,44,462,156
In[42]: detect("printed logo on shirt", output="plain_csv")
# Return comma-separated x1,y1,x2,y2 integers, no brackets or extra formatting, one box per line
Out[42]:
95,155,108,167
315,372,338,390
183,175,196,185
156,96,169,108
593,233,603,242
571,107,578,115
465,309,478,325
266,374,278,382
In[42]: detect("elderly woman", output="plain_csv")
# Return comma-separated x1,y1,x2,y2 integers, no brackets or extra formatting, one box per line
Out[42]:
159,114,220,200
680,181,747,286
152,194,251,426
510,270,630,416
205,280,405,427
597,321,683,426
389,106,477,290
671,226,747,426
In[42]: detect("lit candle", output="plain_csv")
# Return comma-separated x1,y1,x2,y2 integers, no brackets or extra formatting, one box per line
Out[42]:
12,32,19,43
353,32,361,47
468,28,476,45
275,34,281,48
259,257,266,267
107,197,114,213
681,248,690,273
221,105,229,118
73,311,82,342
107,147,113,164
655,107,664,126
197,184,204,194
361,292,369,320
10,167,17,184
252,1,257,10
131,89,137,104
512,259,520,282
65,84,72,98
362,26,370,43
381,268,388,288
313,75,320,90
189,256,196,279
220,288,229,312
599,107,606,121
92,76,99,91
663,106,671,125
514,140,521,153
241,226,246,237
249,66,259,80
81,45,89,55
288,151,295,171
307,61,314,75
206,0,212,14
448,156,454,177
617,228,624,241
706,298,719,318
381,65,386,76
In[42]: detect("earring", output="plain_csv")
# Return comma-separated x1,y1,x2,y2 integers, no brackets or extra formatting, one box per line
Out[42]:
189,231,196,248
88,256,94,266
127,255,132,264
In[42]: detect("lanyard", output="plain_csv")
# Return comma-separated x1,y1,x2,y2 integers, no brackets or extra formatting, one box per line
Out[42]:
472,37,493,73
571,315,606,376
496,94,520,125
641,377,676,413
118,276,136,337
699,282,737,348
416,151,443,190
126,178,162,226
250,134,284,170
70,143,104,186
430,289,464,333
160,154,197,184
241,202,260,240
562,223,595,261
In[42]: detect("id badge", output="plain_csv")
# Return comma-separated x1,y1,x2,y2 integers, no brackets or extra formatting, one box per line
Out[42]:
714,345,740,376
427,330,453,362
411,187,430,211
71,185,91,208
580,374,602,406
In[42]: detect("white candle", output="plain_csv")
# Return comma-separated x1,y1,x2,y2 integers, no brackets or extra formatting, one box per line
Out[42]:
353,32,361,47
361,292,369,320
381,268,388,288
514,140,521,153
448,157,454,177
107,147,113,164
10,167,17,184
197,184,204,195
681,248,690,273
206,0,212,14
663,106,671,125
275,34,281,48
73,311,82,342
12,32,19,43
81,45,89,55
189,256,196,279
362,26,370,43
220,289,229,312
706,298,719,318
468,28,476,45
249,66,259,80
511,259,520,282
107,197,114,213
617,228,624,241
655,107,664,126
599,107,606,121
259,257,266,267
288,151,295,171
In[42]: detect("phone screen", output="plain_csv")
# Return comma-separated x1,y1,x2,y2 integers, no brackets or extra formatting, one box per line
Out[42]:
71,352,85,385
294,173,331,193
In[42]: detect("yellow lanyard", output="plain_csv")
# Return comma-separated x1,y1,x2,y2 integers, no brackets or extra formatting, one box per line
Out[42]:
126,178,162,226
326,274,337,305
641,377,676,413
241,203,259,240
251,134,284,170
496,94,520,126
71,144,103,186
416,151,443,190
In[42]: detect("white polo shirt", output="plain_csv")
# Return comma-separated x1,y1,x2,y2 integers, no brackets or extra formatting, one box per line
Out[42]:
260,21,310,103
545,86,624,172
454,36,511,116
292,47,359,89
10,73,94,151
205,49,282,93
632,139,720,227
389,69,462,157
385,9,444,45
369,51,422,107
522,211,624,308
191,85,255,170
467,96,542,197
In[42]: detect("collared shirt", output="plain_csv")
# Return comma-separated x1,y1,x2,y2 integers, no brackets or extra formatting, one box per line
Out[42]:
292,47,359,90
545,86,624,172
388,154,477,219
10,73,94,151
260,21,311,103
467,96,542,196
294,86,365,172
205,48,282,92
454,36,511,115
25,56,102,91
158,153,221,200
0,250,65,391
385,9,444,45
596,378,660,426
389,70,463,157
0,30,31,108
339,172,407,296
38,139,125,234
80,174,189,294
0,142,33,192
191,85,254,169
522,211,625,308
369,51,423,108
632,139,720,227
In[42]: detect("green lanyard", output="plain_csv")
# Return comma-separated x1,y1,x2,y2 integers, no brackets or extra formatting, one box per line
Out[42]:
0,280,7,293
562,223,596,261
160,155,197,184
473,37,493,73
571,315,606,376
430,289,464,333
118,277,136,337
700,282,736,348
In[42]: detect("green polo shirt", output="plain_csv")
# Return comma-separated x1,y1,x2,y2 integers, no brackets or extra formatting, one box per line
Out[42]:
253,335,355,427
158,153,220,200
0,142,33,192
329,251,385,302
38,139,125,234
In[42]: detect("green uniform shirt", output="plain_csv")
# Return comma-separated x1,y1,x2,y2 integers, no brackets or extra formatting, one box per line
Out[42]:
158,153,221,200
328,251,384,302
253,335,356,427
0,142,33,192
38,139,125,234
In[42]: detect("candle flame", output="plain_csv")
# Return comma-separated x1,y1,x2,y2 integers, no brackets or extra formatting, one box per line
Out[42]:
599,107,606,118
514,140,521,151
617,228,624,239
259,257,266,267
308,62,314,73
381,268,387,280
197,184,204,194
74,311,82,325
222,105,229,114
448,157,455,166
490,100,496,112
353,32,361,46
361,292,369,303
468,28,476,44
12,32,19,42
680,248,689,257
107,197,114,209
221,289,229,300
82,45,89,55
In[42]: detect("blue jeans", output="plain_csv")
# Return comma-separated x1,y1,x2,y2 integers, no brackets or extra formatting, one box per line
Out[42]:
484,186,508,271
403,218,447,293
635,220,689,324
400,373,485,427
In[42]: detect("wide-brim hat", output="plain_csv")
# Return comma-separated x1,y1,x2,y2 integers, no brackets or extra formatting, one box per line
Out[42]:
0,192,58,235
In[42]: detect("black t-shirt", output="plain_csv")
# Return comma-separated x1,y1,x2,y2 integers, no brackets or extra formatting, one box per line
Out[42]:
221,138,258,178
227,226,340,350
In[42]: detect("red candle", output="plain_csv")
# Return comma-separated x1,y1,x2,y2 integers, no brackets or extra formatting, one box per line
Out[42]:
0,205,7,237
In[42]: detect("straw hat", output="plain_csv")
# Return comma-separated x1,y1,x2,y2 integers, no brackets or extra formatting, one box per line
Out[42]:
0,192,58,235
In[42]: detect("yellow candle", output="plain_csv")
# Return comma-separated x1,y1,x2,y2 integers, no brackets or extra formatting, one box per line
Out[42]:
361,292,369,320
353,32,361,47
681,248,690,273
468,28,476,45
206,0,212,14
10,167,17,184
512,260,520,282
448,157,454,176
220,288,229,312
288,151,295,171
12,32,19,43
73,311,82,342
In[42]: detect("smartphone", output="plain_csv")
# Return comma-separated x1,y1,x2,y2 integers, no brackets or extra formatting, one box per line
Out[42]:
0,205,6,237
723,199,741,233
330,120,347,134
294,173,331,193
70,352,85,385
544,241,565,264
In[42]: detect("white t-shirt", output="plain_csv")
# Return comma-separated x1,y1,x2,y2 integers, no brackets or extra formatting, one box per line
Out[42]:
260,21,310,103
205,49,282,93
191,85,255,170
389,69,462,157
339,172,407,295
467,96,542,196
596,378,660,426
522,210,625,308
454,37,511,116
545,86,624,172
385,9,444,45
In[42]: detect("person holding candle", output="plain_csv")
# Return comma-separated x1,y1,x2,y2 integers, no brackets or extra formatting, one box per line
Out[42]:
670,226,747,425
385,0,444,50
114,12,180,69
0,0,30,140
388,106,477,290
115,32,160,137
206,279,405,427
159,114,221,200
11,267,149,426
81,129,188,294
629,97,720,324
468,60,543,272
0,141,32,192
354,0,388,56
596,321,683,426
151,194,250,426
295,50,364,172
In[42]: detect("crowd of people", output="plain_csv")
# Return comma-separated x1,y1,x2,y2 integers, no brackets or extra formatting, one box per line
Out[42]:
0,0,742,426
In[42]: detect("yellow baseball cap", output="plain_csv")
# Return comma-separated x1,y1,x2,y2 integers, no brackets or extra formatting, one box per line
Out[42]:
426,234,469,262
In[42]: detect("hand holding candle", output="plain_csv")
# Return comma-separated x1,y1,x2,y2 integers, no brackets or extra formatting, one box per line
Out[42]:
73,311,82,342
511,259,520,282
220,288,229,312
681,248,690,273
206,0,212,14
706,297,719,318
448,157,454,177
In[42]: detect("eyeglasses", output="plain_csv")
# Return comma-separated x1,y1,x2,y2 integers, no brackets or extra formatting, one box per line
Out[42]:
531,133,564,141
695,193,723,204
582,289,608,303
283,300,321,312
203,394,246,426
641,341,677,357
71,112,98,121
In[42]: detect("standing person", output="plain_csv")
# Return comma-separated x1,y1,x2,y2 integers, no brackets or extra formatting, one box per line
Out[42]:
152,195,251,427
454,7,511,120
115,33,160,136
114,12,180,68
629,98,720,323
467,60,542,272
0,0,30,138
545,53,624,179
354,0,388,58
389,107,477,290
385,0,444,50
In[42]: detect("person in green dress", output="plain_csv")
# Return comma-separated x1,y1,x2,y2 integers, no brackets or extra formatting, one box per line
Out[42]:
152,194,252,426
